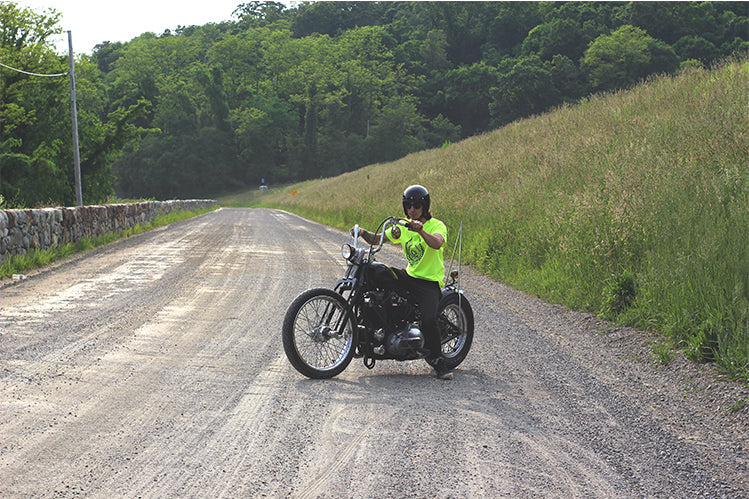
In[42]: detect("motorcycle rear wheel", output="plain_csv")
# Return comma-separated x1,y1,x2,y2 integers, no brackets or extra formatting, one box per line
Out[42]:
438,292,474,370
282,288,357,379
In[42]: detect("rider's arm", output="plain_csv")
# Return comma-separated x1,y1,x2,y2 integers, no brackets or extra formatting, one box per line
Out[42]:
408,220,444,250
362,229,382,245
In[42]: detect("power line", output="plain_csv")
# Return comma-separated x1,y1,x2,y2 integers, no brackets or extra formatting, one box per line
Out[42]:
0,60,68,77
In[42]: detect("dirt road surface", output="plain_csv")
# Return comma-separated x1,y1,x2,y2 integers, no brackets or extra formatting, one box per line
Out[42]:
1,208,746,498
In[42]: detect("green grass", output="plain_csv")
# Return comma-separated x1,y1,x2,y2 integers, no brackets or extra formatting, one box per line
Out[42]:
251,58,749,382
0,208,217,279
724,397,749,414
651,339,676,367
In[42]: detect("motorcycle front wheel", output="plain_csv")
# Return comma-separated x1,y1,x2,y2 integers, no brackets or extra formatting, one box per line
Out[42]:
282,288,357,379
438,292,474,370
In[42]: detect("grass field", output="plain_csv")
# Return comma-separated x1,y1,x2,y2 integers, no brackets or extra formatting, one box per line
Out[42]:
234,58,748,381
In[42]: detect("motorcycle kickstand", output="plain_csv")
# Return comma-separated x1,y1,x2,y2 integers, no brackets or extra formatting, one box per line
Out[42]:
363,355,376,370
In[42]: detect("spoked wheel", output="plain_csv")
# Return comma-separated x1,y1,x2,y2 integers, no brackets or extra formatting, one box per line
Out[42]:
282,288,357,379
437,292,474,370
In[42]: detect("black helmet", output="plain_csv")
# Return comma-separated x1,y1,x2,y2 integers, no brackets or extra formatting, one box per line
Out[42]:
402,185,431,219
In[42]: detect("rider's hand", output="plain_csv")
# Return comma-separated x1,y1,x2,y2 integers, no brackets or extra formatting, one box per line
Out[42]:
408,219,423,232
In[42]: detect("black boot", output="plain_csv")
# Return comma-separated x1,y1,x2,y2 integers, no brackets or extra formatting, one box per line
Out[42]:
427,356,453,380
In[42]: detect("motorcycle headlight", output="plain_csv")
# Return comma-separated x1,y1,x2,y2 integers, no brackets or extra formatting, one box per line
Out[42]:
342,244,355,261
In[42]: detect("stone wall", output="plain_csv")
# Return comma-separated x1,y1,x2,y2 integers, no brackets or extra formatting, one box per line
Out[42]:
0,200,217,262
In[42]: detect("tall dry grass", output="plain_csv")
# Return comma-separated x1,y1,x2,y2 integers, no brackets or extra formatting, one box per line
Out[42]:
252,58,749,380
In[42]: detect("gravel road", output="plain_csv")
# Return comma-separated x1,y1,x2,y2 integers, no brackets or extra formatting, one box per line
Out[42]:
0,208,746,498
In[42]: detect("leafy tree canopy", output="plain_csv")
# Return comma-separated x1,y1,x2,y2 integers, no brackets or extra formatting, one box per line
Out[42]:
2,1,747,203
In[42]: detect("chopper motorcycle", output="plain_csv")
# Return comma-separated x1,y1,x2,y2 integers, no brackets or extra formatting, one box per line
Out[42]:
282,216,474,379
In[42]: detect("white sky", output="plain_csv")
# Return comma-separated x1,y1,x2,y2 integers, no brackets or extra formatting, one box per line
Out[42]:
14,0,260,54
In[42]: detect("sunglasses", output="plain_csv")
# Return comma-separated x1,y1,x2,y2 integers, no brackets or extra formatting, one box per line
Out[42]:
403,202,422,209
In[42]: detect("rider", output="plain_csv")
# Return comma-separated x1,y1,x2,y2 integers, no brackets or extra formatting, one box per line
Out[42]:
353,185,453,380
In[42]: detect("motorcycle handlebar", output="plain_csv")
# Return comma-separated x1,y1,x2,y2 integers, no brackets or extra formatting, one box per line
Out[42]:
352,224,360,249
351,217,411,256
373,217,410,253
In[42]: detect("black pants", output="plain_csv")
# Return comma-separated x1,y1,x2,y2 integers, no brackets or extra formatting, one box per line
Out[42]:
368,266,442,359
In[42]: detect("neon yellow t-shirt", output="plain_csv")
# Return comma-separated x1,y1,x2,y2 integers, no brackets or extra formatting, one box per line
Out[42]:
387,218,447,287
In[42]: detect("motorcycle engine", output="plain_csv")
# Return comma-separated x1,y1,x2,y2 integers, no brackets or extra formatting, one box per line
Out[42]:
385,323,424,359
388,293,412,323
364,290,422,359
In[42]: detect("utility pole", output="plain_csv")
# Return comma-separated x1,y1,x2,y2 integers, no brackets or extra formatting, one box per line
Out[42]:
68,31,82,206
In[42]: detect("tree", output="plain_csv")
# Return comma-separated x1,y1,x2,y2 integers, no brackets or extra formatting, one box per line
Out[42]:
489,55,560,128
521,18,586,62
442,62,497,136
642,36,679,77
483,2,548,61
582,25,677,93
368,95,425,163
550,54,585,102
419,113,461,149
301,81,319,179
0,2,61,49
419,29,450,70
197,65,232,132
673,35,719,63
292,1,387,38
231,96,296,183
233,1,287,27
206,30,265,103
81,99,155,201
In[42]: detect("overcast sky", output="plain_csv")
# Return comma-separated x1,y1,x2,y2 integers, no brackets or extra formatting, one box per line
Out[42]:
14,0,273,54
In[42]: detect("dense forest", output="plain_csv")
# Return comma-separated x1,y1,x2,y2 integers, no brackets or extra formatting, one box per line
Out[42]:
1,1,747,206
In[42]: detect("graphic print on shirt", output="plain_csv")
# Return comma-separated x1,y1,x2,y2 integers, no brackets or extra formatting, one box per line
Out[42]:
404,238,425,266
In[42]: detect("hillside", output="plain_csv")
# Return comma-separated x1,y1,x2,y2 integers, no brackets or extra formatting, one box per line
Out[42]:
4,2,748,207
249,58,749,380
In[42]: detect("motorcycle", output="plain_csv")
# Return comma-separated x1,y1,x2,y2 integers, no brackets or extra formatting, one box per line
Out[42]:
282,216,474,379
